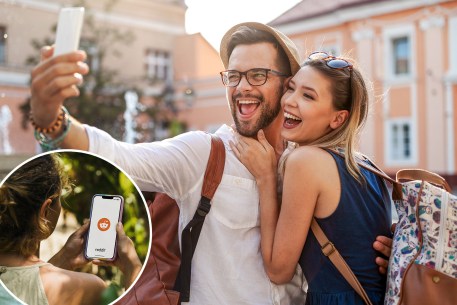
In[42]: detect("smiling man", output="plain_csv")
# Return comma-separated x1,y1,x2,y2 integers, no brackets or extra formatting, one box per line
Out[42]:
29,22,307,305
28,22,391,305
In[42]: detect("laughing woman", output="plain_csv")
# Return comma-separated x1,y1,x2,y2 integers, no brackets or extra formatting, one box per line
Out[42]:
230,52,391,305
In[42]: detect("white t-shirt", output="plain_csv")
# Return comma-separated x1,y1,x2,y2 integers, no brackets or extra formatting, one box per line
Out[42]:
86,124,307,305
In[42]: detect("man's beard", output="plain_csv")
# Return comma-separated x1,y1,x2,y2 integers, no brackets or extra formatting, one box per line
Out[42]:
231,92,281,137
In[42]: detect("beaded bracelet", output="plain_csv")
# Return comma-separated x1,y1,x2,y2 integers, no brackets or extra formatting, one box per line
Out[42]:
33,106,72,151
30,107,66,134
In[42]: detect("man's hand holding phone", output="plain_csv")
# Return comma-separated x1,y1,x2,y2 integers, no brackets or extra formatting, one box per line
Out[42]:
30,7,87,130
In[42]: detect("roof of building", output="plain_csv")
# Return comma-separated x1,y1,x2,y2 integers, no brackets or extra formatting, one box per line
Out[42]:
269,0,390,26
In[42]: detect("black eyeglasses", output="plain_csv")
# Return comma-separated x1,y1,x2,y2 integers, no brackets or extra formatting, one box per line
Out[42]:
220,68,288,87
308,52,353,71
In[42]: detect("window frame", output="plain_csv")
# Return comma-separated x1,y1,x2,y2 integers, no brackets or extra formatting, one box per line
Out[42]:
383,24,416,84
385,117,417,166
145,49,172,82
0,25,7,64
392,36,410,75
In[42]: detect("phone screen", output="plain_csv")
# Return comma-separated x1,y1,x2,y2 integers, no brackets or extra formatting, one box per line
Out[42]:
85,195,124,260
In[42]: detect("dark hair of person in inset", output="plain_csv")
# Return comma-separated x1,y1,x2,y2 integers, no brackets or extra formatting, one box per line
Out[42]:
0,154,71,257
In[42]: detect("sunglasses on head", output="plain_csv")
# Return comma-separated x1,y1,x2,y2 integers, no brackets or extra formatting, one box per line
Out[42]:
308,51,353,71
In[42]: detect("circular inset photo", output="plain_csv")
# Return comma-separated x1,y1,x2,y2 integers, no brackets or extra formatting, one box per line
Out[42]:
0,150,151,305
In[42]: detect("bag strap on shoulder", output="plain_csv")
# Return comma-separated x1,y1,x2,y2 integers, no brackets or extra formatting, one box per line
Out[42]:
327,148,405,200
327,148,396,184
311,219,373,305
201,134,226,199
175,134,226,303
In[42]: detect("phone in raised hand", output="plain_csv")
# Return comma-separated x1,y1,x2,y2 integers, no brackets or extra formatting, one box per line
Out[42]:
54,7,85,56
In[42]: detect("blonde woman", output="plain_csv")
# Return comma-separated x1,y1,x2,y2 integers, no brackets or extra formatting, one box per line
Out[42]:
231,52,391,305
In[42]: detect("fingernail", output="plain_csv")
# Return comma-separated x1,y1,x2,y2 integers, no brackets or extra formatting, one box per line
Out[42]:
41,46,51,53
77,62,88,71
73,73,82,85
76,50,87,59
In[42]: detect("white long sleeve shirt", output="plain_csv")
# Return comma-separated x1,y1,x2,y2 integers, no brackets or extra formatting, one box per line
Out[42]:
86,124,307,305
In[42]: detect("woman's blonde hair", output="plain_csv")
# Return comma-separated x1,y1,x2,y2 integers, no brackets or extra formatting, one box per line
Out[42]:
303,57,369,183
0,154,70,257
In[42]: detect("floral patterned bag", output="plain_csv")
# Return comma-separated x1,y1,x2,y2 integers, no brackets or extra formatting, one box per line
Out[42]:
384,169,457,305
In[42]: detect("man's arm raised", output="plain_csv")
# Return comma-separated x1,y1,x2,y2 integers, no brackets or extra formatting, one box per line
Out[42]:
30,46,90,150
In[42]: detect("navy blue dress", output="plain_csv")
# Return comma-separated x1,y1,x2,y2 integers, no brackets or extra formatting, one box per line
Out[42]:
299,150,391,305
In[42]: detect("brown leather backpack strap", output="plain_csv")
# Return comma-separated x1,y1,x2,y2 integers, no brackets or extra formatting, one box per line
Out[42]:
176,134,226,303
311,219,374,305
201,134,225,199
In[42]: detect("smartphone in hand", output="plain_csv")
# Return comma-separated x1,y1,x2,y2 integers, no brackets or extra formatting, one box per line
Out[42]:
85,194,124,261
54,7,85,56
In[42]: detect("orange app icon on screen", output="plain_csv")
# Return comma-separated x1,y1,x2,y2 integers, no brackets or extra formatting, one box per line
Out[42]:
97,218,110,231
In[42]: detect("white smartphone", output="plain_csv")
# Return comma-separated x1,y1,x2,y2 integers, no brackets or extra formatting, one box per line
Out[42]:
54,7,85,56
85,194,124,261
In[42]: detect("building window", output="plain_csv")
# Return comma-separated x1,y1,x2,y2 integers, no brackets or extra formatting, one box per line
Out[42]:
0,26,7,64
383,25,415,81
389,121,411,161
392,36,410,75
145,49,171,81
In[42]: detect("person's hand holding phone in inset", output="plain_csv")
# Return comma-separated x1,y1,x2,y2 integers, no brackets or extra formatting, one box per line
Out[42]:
92,223,142,288
48,219,91,270
86,194,141,289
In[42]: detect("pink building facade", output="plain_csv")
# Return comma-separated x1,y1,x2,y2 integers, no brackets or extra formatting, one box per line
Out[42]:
269,0,457,184
180,0,457,187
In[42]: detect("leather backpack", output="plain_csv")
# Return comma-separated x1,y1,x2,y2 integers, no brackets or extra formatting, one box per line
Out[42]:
115,134,226,305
